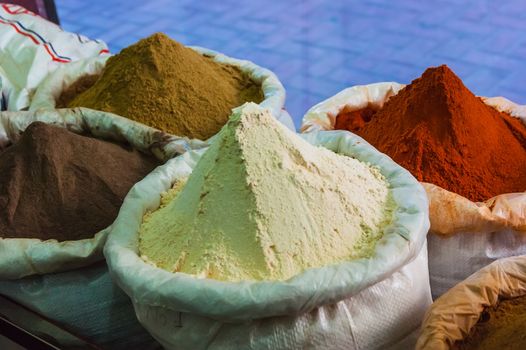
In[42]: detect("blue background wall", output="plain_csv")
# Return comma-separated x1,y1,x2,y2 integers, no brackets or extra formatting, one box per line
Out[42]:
56,0,526,128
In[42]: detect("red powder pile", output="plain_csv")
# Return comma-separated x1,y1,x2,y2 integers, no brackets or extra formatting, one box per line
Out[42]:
334,105,376,132
335,65,526,202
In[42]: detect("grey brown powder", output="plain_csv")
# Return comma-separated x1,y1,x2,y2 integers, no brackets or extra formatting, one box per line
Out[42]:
0,122,160,241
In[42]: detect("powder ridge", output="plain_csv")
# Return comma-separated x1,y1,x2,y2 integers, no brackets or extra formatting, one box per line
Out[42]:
139,103,395,282
67,33,264,140
0,122,160,241
56,73,99,108
336,65,526,202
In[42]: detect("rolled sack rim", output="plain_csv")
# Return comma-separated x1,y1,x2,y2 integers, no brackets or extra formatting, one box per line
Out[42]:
301,82,526,234
416,255,526,350
29,45,293,138
0,228,109,280
29,55,110,111
0,107,195,280
104,129,429,322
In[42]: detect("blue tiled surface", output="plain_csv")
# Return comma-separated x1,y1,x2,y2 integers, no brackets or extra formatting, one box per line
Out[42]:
55,0,526,128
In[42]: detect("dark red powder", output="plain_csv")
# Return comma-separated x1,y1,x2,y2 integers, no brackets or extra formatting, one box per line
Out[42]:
334,105,376,132
335,65,526,202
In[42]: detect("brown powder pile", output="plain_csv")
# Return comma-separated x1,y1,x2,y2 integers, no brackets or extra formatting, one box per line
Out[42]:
453,294,526,350
66,33,264,140
335,65,526,202
56,73,99,108
0,122,160,242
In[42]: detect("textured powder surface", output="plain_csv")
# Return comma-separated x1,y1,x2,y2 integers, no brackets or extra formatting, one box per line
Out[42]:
0,122,160,241
68,33,264,140
335,65,526,202
56,73,100,108
453,295,526,350
139,103,395,282
334,105,376,132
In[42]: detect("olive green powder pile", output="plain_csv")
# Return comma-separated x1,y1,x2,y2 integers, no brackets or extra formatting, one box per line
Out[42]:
66,33,264,140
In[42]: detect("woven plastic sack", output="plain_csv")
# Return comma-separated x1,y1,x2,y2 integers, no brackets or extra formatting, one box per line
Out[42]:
416,255,526,349
0,107,206,280
0,262,159,349
301,84,526,299
105,111,431,350
0,3,108,111
29,45,295,134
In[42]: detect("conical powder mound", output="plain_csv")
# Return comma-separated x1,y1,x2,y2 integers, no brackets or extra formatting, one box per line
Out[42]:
139,103,395,282
67,33,264,140
337,65,526,202
0,122,160,241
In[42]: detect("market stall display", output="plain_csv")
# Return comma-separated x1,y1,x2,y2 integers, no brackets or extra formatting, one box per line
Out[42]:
2,2,526,349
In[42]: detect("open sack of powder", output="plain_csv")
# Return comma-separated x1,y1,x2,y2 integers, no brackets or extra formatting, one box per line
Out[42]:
301,66,526,300
29,33,295,139
0,107,206,280
416,255,526,350
105,103,430,350
0,3,108,111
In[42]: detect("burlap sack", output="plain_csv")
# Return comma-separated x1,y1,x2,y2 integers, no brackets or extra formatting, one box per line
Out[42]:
301,84,526,299
105,106,431,350
29,46,295,134
416,255,526,350
0,108,206,280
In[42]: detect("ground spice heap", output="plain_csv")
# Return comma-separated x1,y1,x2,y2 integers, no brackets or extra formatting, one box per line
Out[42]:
453,294,526,350
0,122,159,242
139,103,395,282
334,105,376,132
66,33,264,140
56,73,99,108
335,65,526,202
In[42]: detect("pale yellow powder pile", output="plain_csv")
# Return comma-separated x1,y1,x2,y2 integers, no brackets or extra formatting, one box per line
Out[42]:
139,103,395,281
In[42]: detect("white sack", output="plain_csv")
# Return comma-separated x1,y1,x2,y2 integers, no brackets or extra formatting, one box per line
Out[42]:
105,126,431,350
301,83,526,299
0,107,206,280
416,255,526,350
0,3,108,111
0,263,158,348
29,45,295,133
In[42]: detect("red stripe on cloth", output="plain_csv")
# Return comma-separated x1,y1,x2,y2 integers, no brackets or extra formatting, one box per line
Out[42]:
0,8,71,63
0,20,39,44
2,4,36,16
43,43,69,62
